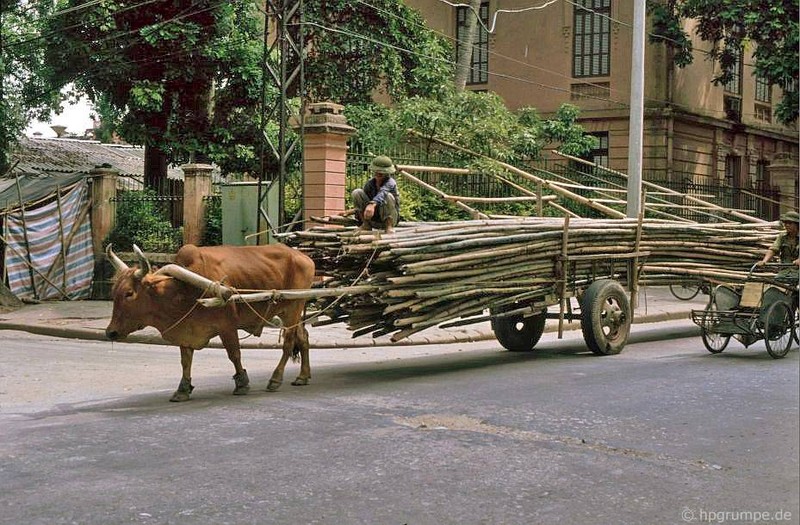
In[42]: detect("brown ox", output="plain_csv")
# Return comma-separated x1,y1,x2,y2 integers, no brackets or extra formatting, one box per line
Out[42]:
105,243,315,402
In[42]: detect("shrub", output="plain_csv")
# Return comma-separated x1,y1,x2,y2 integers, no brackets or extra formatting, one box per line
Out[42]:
105,190,183,252
203,196,222,246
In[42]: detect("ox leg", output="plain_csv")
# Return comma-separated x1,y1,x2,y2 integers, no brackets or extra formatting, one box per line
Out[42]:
170,347,195,402
268,305,310,391
220,331,250,396
290,326,311,387
267,344,290,392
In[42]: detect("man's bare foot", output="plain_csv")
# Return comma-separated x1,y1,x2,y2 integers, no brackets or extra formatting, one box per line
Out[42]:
384,220,394,234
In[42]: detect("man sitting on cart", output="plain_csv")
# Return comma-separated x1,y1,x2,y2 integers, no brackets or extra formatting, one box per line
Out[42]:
352,155,400,234
757,211,799,285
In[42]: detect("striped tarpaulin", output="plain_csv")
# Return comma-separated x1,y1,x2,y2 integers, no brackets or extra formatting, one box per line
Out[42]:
4,180,94,300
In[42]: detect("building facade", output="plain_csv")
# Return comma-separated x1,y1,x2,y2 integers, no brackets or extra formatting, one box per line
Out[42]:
407,0,799,212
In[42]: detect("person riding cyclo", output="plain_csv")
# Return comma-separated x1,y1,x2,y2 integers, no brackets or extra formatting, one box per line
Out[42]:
756,210,799,311
757,211,799,281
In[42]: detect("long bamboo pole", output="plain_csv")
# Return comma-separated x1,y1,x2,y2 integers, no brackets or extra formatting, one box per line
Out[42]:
555,151,766,223
407,129,627,219
14,174,37,298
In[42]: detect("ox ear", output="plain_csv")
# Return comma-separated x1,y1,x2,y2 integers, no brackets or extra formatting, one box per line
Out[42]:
105,244,130,273
132,244,152,279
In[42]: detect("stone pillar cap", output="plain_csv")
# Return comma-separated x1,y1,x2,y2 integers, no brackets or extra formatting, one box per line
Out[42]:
307,102,344,115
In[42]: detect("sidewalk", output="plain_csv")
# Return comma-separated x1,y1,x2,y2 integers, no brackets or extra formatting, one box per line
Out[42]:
0,286,705,348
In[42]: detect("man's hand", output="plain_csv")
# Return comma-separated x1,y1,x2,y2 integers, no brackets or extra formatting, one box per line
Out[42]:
756,260,766,267
364,202,376,221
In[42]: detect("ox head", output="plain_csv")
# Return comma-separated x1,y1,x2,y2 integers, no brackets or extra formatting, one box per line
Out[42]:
105,244,158,341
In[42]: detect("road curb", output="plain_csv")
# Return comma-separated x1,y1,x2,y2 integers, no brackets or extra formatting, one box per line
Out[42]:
0,310,694,349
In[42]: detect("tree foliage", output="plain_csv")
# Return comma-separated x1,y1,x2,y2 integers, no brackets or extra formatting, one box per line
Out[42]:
1,1,64,172
345,89,597,220
350,89,597,163
39,0,264,171
301,0,453,104
4,0,453,179
649,0,799,124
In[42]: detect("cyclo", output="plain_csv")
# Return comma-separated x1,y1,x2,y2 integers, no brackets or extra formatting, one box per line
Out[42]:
691,263,799,359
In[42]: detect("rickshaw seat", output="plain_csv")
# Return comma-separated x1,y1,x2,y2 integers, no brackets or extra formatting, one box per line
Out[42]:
739,282,765,308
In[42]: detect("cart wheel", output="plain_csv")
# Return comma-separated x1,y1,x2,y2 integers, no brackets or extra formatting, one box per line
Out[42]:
700,303,730,353
669,282,701,301
580,280,631,355
491,309,546,352
764,300,793,359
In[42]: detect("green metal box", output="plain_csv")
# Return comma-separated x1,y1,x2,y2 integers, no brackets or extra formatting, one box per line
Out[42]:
220,181,279,245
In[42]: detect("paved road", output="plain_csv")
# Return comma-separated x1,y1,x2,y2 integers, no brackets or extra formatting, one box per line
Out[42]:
1,322,798,525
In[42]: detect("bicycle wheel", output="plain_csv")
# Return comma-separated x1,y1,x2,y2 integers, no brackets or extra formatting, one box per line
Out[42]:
670,282,701,301
764,301,793,359
700,303,730,353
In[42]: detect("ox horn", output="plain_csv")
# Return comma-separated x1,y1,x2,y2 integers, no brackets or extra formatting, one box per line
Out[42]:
105,244,129,273
132,244,152,278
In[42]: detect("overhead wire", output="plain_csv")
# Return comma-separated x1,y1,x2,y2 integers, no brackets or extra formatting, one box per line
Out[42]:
360,0,777,119
7,0,787,124
5,0,167,49
11,0,258,109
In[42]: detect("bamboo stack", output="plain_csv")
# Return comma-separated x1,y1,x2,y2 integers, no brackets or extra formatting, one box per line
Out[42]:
287,217,779,342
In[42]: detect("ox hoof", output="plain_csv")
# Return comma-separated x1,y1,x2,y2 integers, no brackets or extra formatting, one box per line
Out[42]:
170,378,194,402
266,379,282,392
291,377,310,386
232,370,250,396
170,390,192,402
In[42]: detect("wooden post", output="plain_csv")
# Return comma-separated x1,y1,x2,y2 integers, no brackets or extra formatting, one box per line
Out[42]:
14,174,37,297
558,216,570,338
182,163,214,246
294,102,355,227
89,165,118,255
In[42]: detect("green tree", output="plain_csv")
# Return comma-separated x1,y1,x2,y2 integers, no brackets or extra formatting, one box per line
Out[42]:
649,0,799,124
346,89,597,220
38,0,263,186
375,90,596,163
301,0,453,104
5,1,452,184
0,1,63,173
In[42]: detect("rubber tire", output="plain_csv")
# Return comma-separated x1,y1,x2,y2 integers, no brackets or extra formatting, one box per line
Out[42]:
700,302,730,354
580,280,631,355
764,301,792,359
670,283,701,301
491,310,547,352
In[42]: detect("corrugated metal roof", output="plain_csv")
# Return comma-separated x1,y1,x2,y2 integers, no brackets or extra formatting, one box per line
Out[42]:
2,137,224,213
10,136,184,178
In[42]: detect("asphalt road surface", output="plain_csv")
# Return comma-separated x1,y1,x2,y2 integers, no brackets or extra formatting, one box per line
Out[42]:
1,321,798,525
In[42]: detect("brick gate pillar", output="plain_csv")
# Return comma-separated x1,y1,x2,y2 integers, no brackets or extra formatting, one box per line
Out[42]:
89,165,118,256
295,102,356,227
182,163,214,246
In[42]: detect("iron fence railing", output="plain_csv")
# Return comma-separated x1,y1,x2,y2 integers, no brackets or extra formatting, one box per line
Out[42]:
112,175,184,228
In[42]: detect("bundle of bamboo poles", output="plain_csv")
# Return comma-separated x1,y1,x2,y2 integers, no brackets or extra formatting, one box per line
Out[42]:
286,217,780,342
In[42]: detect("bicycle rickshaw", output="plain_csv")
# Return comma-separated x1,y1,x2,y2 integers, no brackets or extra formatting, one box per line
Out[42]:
691,264,799,359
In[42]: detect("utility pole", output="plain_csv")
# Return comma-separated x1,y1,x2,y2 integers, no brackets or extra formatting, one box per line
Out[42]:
259,0,303,243
626,0,645,218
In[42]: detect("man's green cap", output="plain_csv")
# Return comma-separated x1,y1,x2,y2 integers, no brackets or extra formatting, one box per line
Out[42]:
780,211,799,223
370,155,396,175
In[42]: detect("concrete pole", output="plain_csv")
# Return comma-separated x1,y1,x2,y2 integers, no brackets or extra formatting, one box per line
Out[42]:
626,0,646,218
182,163,214,246
89,165,118,256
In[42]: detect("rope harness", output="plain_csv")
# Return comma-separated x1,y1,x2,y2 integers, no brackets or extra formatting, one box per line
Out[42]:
159,242,381,342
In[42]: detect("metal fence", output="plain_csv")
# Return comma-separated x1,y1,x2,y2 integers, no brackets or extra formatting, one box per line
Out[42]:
347,141,786,222
112,175,184,227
